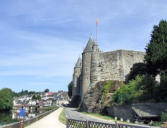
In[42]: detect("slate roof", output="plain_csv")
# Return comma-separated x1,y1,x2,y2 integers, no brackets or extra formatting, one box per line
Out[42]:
75,57,82,67
83,36,95,52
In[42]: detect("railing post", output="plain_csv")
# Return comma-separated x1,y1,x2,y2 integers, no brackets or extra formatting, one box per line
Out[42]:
66,119,69,128
163,122,167,128
86,120,89,128
115,121,119,128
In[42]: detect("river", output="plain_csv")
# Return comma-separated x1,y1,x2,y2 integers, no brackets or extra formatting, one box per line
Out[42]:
0,106,55,126
0,111,17,126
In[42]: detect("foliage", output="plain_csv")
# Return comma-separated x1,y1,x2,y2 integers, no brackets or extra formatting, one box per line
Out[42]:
0,111,18,125
102,81,112,102
161,112,167,122
127,63,147,82
0,88,13,111
32,94,41,100
145,20,167,75
112,73,167,105
139,75,157,100
44,89,49,93
13,90,36,97
112,76,144,105
154,73,167,102
159,74,167,101
68,81,72,98
149,112,167,126
40,106,58,112
104,81,112,94
59,108,66,124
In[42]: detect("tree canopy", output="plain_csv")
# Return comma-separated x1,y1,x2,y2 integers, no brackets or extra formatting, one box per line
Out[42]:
68,81,72,98
127,63,147,82
145,20,167,75
13,90,36,97
44,89,49,93
32,94,41,100
0,88,13,111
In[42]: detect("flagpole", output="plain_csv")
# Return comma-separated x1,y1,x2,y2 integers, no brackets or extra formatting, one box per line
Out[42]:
96,18,98,43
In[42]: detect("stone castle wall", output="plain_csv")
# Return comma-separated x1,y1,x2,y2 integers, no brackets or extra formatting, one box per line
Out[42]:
72,66,81,98
120,50,145,81
89,50,145,85
72,38,145,100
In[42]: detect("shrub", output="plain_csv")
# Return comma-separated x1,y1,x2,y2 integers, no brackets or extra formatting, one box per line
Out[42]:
161,112,167,122
139,75,157,100
104,81,112,94
102,81,112,102
127,63,147,82
153,73,167,102
112,76,143,105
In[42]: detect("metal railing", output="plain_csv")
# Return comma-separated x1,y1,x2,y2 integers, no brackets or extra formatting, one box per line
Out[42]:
66,118,151,128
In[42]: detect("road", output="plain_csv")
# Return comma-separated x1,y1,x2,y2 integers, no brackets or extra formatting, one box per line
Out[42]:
26,107,66,128
65,107,115,124
65,108,155,128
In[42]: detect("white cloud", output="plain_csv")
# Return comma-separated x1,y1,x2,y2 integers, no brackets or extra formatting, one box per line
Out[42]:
0,30,84,77
0,0,167,91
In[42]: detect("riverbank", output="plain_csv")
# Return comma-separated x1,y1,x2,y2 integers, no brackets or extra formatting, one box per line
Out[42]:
0,110,17,126
1,107,58,128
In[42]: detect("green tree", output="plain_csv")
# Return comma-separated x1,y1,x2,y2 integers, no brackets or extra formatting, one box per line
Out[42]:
44,89,49,93
0,88,13,111
32,94,41,100
145,20,167,75
141,75,157,100
127,63,147,82
155,73,167,102
68,82,72,98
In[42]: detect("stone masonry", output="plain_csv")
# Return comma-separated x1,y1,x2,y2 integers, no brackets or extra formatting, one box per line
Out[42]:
72,36,145,100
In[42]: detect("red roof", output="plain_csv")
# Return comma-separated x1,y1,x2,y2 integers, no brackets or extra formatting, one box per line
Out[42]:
48,92,53,95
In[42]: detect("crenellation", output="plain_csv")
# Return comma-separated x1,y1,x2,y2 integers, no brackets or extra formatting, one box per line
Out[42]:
71,37,145,101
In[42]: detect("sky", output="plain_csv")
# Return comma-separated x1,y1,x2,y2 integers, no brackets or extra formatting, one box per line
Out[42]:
0,0,167,92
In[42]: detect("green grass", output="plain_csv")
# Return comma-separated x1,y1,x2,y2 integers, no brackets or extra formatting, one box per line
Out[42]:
102,81,112,102
81,111,165,127
58,108,67,124
82,112,114,121
104,81,112,94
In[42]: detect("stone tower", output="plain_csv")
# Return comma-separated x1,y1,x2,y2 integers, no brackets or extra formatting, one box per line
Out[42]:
72,57,82,98
72,36,145,102
90,42,100,85
81,36,95,100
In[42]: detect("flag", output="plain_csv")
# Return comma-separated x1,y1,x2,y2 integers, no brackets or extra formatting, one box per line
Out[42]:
96,17,98,25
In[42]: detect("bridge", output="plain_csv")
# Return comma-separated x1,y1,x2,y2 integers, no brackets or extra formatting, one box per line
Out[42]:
25,107,65,128
25,107,152,128
16,107,154,128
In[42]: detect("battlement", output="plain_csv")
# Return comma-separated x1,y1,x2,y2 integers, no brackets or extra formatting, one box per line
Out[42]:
72,37,145,100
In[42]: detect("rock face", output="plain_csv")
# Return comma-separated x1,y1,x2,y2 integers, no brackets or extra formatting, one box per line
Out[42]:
107,103,167,122
80,81,123,113
107,105,135,121
72,36,145,101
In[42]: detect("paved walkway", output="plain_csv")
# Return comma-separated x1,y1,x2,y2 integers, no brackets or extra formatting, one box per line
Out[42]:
26,107,66,128
65,108,154,128
65,107,115,124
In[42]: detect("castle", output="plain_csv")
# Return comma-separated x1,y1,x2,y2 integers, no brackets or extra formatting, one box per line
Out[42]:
72,36,145,100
